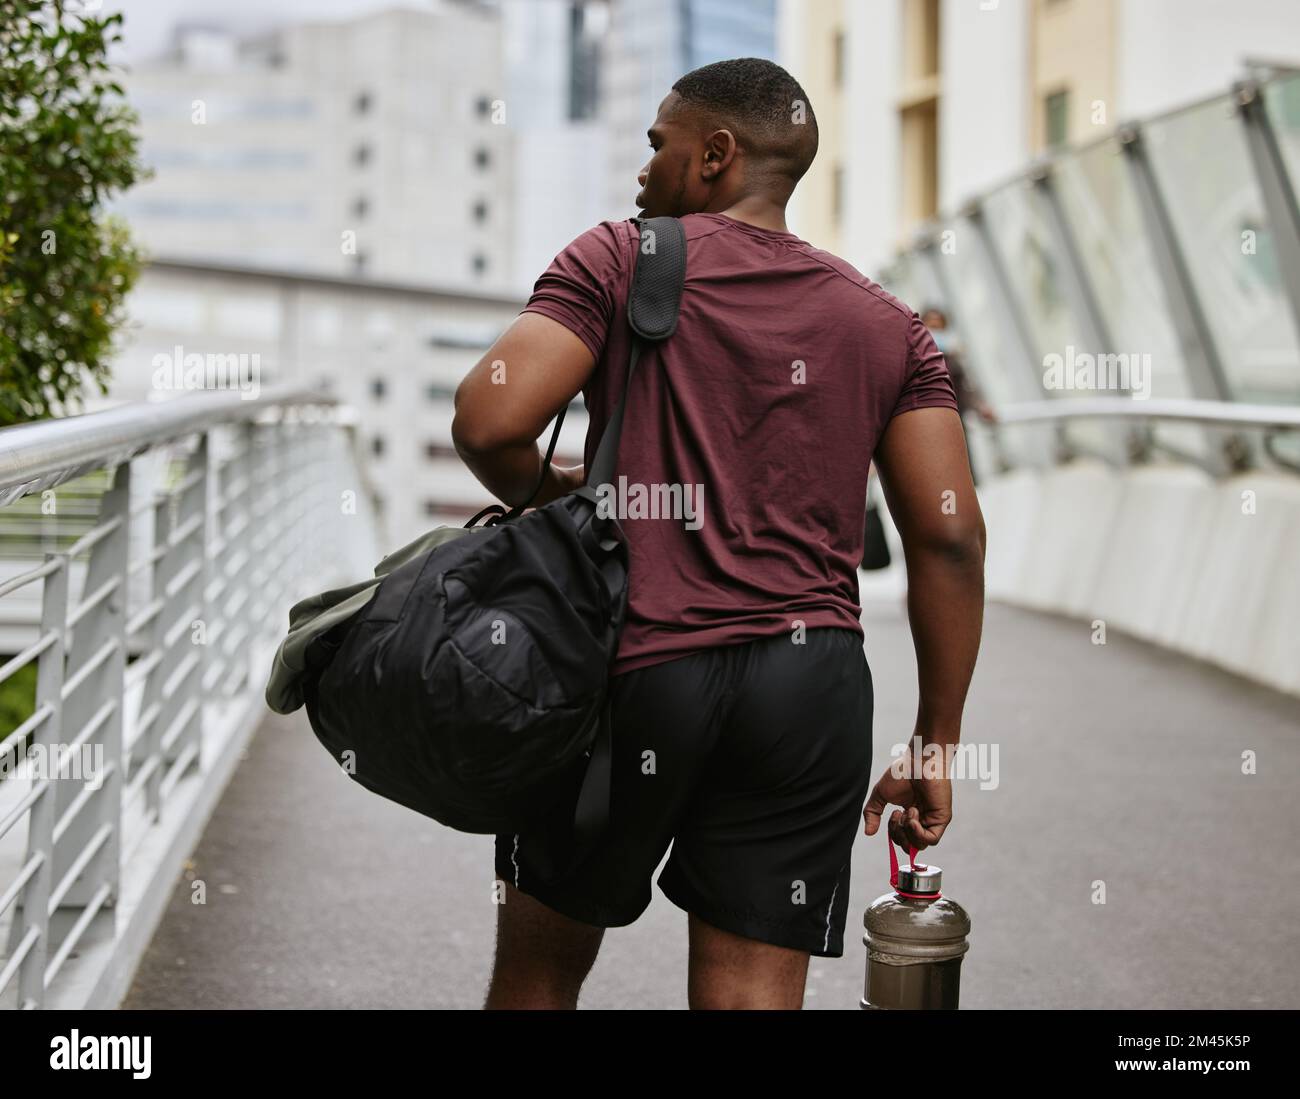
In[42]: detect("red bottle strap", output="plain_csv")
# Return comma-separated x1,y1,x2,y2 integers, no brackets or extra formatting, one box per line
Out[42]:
888,833,940,899
887,834,917,888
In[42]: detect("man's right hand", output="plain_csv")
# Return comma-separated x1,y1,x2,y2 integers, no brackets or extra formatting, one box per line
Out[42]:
862,758,952,854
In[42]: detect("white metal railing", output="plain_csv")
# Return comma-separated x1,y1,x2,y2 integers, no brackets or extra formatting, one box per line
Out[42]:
993,397,1300,429
0,384,380,1008
972,396,1300,475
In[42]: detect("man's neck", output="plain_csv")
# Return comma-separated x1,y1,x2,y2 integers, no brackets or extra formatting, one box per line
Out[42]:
708,194,790,234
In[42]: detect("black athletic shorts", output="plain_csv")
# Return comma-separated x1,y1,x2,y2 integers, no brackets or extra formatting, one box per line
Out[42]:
493,626,874,957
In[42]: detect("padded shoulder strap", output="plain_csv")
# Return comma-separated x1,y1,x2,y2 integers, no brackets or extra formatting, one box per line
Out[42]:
585,216,688,490
627,216,687,340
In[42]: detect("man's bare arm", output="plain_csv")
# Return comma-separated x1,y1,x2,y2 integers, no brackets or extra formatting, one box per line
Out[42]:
873,406,986,749
451,312,594,509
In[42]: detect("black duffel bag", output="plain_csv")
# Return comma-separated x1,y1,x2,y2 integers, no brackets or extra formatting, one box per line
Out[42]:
297,215,687,869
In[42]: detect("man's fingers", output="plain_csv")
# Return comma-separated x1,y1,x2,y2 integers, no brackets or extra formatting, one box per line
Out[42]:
905,808,949,850
861,782,889,835
887,808,909,851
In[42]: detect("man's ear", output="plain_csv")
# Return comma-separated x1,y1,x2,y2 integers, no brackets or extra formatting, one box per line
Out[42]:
702,129,738,179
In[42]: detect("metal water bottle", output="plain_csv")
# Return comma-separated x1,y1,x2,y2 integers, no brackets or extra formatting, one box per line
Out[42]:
860,839,971,1009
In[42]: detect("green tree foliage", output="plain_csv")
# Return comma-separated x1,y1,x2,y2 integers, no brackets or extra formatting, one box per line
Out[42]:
0,0,147,426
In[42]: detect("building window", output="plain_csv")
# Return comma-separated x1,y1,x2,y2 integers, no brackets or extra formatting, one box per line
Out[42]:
472,199,488,223
475,94,492,119
473,146,491,170
899,0,941,234
1044,89,1070,148
424,441,458,460
425,381,456,400
471,253,487,276
352,195,369,220
353,251,368,277
832,163,845,226
832,29,846,89
370,377,385,400
354,90,373,115
372,435,385,457
568,0,602,121
353,144,371,167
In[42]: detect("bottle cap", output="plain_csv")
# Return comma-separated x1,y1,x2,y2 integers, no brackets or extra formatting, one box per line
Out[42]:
896,861,942,896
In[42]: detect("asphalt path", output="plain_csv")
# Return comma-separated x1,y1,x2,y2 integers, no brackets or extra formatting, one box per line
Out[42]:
123,598,1300,1009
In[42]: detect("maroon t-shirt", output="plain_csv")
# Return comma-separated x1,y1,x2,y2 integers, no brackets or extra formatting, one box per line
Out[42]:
521,211,958,677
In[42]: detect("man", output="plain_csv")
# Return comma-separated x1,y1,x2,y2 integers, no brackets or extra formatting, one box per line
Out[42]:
452,58,985,1010
919,307,993,420
919,305,997,486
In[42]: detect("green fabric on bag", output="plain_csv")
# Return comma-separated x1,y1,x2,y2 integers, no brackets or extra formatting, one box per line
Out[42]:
264,524,484,715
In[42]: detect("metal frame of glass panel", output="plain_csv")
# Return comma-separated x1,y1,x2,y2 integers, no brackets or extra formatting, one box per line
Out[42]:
892,71,1300,478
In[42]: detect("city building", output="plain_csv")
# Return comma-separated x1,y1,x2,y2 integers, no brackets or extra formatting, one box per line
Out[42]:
603,0,778,217
115,3,515,291
781,0,1300,276
502,0,623,292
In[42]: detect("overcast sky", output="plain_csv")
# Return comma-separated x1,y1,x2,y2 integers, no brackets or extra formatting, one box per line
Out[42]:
102,0,442,63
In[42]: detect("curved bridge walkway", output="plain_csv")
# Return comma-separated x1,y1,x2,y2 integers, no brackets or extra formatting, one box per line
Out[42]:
121,599,1300,1009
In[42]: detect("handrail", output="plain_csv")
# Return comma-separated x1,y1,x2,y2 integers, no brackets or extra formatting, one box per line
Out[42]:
992,398,1300,430
0,381,375,1009
0,383,337,504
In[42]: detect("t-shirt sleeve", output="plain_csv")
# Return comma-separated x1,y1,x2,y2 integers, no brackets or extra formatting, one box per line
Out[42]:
520,220,631,362
890,311,961,418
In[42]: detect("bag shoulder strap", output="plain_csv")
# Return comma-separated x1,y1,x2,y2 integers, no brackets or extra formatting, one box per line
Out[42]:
536,219,687,884
468,216,687,527
585,215,687,491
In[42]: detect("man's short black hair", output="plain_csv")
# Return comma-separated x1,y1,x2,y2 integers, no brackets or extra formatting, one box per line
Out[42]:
671,57,818,186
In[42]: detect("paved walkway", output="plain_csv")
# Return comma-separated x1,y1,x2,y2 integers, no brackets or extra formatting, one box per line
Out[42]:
122,598,1300,1009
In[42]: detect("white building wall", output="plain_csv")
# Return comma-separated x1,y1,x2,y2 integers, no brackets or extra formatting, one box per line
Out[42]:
842,0,902,276
1117,0,1300,120
937,0,1030,213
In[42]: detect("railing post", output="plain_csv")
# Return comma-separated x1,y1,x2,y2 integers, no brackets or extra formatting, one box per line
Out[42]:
226,421,259,699
52,463,129,922
136,437,208,812
164,435,209,787
14,553,69,1009
244,418,280,687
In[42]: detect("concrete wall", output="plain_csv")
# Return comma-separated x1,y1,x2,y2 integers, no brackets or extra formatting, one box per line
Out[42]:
978,461,1300,696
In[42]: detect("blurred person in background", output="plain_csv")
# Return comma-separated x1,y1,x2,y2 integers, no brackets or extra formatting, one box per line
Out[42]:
920,305,996,485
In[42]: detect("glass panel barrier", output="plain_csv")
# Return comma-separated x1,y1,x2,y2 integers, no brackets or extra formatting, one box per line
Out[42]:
1264,71,1300,203
1145,92,1300,405
980,177,1114,456
932,219,1042,468
1054,137,1207,459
